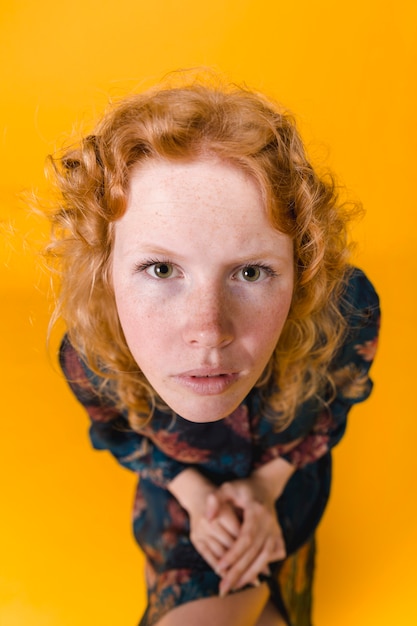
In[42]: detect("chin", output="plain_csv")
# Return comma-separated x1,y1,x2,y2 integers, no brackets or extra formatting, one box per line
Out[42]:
167,394,244,424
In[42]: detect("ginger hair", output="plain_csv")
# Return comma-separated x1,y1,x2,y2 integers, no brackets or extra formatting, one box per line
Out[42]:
46,78,354,430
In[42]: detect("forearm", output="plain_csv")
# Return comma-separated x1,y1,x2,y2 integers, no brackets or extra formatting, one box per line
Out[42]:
169,468,243,575
168,457,296,513
250,455,296,503
216,458,293,593
168,467,216,514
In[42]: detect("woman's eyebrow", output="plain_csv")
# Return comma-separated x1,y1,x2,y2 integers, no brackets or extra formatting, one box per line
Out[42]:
130,243,292,264
129,244,183,257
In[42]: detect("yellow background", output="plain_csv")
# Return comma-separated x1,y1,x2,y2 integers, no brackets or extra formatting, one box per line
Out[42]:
1,1,416,624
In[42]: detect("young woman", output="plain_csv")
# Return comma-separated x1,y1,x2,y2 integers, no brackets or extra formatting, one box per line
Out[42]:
48,80,380,626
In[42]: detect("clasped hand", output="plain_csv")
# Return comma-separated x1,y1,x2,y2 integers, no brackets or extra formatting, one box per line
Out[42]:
188,476,286,597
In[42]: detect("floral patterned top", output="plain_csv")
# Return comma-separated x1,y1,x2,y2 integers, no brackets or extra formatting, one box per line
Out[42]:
59,267,380,626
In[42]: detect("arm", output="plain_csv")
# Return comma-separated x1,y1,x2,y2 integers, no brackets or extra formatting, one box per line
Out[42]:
61,336,263,580
168,468,241,573
212,456,295,595
62,335,249,581
256,268,380,471
167,462,291,590
216,269,380,594
59,335,188,487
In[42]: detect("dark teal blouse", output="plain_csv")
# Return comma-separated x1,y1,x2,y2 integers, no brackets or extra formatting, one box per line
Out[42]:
60,267,380,626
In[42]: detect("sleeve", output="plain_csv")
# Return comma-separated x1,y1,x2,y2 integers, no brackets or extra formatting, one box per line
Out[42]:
59,335,189,487
255,268,380,470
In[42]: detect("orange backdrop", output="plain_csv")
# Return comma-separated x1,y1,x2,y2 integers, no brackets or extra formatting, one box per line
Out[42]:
1,1,416,625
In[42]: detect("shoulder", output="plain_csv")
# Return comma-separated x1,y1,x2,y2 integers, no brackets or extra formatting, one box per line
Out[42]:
336,266,381,353
330,267,380,401
59,335,118,418
59,334,87,383
340,267,380,322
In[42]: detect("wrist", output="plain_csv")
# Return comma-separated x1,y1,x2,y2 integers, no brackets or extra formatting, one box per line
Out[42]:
168,468,215,515
251,456,295,502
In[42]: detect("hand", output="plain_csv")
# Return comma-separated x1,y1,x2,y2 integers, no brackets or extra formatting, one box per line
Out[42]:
215,476,287,597
188,492,241,573
167,468,242,573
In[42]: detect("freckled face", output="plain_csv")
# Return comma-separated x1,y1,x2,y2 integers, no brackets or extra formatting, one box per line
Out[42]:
112,157,294,423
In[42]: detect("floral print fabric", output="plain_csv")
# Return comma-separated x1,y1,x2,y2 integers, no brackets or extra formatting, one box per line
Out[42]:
60,267,380,625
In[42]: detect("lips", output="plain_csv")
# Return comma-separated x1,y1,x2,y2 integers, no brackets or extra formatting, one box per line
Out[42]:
173,369,240,395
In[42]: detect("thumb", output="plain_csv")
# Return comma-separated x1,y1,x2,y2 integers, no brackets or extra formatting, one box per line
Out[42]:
219,481,244,508
205,492,221,520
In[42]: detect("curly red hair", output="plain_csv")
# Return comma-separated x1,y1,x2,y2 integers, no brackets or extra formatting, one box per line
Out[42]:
46,78,355,430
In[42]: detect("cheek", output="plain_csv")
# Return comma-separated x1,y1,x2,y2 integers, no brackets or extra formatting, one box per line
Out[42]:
114,291,172,362
264,295,292,344
255,312,287,350
239,295,292,358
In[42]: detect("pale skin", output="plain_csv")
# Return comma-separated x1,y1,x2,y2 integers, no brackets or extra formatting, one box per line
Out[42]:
158,457,295,626
112,156,296,625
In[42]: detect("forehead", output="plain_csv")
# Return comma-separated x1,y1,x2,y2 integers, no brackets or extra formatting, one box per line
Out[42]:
113,157,293,262
123,157,267,225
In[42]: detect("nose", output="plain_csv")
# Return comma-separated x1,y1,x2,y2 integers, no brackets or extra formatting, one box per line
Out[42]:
182,284,235,349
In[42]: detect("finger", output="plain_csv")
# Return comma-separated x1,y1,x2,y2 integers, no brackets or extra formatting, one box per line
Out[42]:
219,481,247,508
217,505,262,571
219,501,285,573
207,536,229,560
234,533,287,591
218,540,263,595
205,492,220,521
218,514,285,592
194,539,223,572
270,538,286,562
232,537,285,590
192,518,237,551
216,505,241,538
211,520,239,549
218,530,266,595
220,550,267,595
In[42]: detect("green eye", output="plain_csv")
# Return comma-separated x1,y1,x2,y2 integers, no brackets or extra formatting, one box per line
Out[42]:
135,259,178,279
153,263,174,278
241,266,261,282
